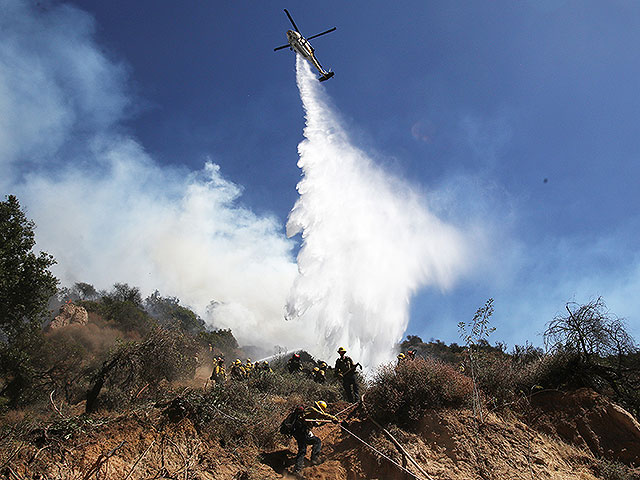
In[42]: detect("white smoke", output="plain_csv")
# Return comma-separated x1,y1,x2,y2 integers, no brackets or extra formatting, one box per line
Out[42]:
0,0,306,349
2,1,475,363
285,57,472,368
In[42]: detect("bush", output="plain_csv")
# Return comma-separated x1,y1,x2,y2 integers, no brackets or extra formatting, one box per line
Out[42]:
597,459,640,480
76,284,155,335
474,353,519,408
98,296,153,335
144,291,206,334
367,357,473,430
165,370,340,450
247,369,341,403
516,349,587,393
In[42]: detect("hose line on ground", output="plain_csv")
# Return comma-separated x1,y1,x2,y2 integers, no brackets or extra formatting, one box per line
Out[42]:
338,424,431,480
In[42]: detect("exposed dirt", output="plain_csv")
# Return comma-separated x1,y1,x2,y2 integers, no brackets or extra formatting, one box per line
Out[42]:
2,390,639,479
524,388,640,466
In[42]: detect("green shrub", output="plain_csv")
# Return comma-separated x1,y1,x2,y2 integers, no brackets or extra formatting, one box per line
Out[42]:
99,297,153,335
474,353,519,408
247,369,341,402
367,357,473,429
197,328,239,355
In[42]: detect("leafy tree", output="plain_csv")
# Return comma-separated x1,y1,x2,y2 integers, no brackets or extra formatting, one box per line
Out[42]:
98,283,152,334
0,195,58,405
72,282,98,300
144,290,205,334
56,281,100,304
198,328,239,355
0,195,58,339
109,283,143,306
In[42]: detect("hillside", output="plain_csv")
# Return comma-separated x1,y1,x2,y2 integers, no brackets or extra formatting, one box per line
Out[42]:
2,202,640,480
2,385,640,479
2,298,640,479
2,289,640,479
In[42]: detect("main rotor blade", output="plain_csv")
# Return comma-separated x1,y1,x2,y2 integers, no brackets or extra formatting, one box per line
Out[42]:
274,44,290,52
307,27,336,40
283,9,300,33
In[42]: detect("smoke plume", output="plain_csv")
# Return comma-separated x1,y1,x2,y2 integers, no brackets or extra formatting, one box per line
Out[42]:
0,0,305,349
2,1,473,364
286,58,471,367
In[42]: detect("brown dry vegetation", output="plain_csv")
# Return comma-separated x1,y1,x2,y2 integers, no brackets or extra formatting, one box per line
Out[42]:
2,302,640,479
0,274,640,480
2,349,640,480
4,199,640,479
2,387,639,480
2,301,640,479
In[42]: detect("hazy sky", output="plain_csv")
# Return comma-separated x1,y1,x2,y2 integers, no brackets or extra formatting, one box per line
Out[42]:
3,0,640,349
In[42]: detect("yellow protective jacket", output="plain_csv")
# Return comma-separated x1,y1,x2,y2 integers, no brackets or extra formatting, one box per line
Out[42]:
301,406,338,429
230,364,246,379
211,364,226,382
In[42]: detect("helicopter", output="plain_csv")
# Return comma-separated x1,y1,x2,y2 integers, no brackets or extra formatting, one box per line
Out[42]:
274,9,336,82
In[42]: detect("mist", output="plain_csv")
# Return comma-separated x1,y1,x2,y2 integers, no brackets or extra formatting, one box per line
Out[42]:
285,58,472,368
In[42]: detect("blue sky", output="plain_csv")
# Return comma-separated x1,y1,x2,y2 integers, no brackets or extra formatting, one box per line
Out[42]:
3,0,640,349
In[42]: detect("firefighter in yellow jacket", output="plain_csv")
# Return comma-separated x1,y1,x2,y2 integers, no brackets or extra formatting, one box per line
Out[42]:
335,347,360,403
292,401,338,474
210,357,226,384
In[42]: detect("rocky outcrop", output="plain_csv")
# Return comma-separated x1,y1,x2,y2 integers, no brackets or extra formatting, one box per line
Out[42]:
49,303,88,329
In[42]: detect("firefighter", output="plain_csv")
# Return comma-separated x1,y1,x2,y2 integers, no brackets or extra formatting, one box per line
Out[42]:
291,401,338,474
287,353,303,374
335,347,360,403
210,356,226,384
230,359,246,380
317,360,328,373
312,366,326,384
244,358,254,377
256,360,272,374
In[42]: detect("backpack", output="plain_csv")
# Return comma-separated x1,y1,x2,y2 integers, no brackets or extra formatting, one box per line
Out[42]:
280,407,303,436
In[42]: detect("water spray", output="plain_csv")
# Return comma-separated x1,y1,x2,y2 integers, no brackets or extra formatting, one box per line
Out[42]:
285,56,470,369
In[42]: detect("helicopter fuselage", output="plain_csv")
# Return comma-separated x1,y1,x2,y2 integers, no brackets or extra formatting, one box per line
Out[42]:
285,30,329,78
287,30,314,58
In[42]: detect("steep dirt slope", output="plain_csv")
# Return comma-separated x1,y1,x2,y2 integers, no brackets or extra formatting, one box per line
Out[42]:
4,413,276,480
4,391,640,479
271,410,602,480
525,388,640,466
264,392,640,479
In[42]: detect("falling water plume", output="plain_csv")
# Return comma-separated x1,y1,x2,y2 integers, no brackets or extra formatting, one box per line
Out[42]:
285,57,471,369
